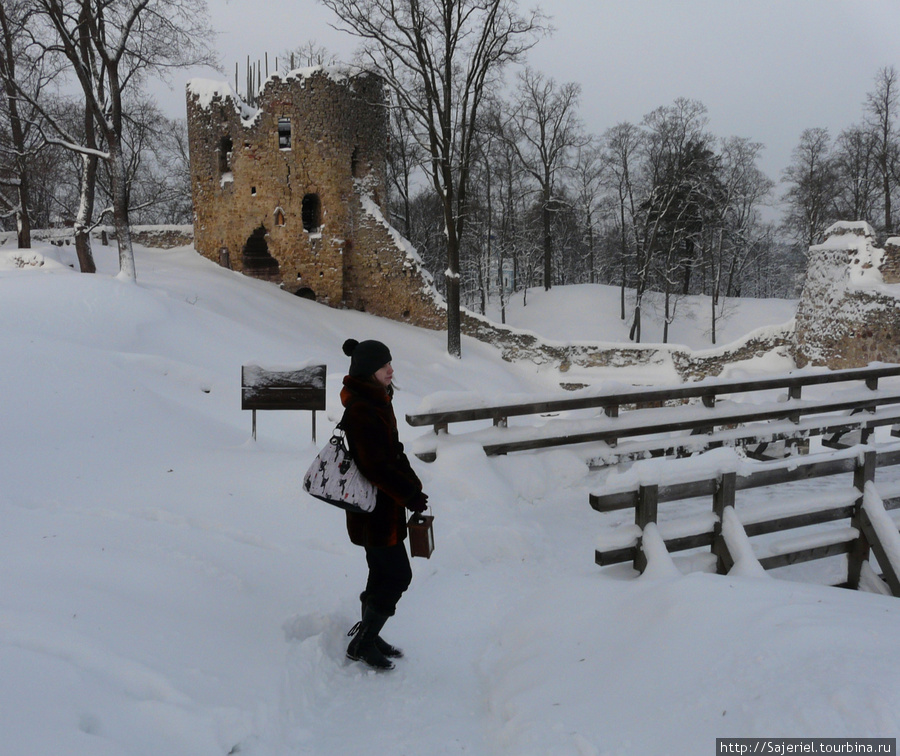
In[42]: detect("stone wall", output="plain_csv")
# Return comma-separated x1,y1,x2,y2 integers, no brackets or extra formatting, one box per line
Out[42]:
0,226,194,249
341,190,447,328
794,221,900,368
881,238,900,283
458,310,794,385
129,226,194,248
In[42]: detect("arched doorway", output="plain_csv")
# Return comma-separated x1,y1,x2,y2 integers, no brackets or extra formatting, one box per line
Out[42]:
241,225,280,281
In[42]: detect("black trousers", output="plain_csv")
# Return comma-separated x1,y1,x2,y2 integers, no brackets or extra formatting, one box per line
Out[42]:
362,541,412,616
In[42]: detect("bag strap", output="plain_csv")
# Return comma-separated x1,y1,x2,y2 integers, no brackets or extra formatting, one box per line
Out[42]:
331,407,352,450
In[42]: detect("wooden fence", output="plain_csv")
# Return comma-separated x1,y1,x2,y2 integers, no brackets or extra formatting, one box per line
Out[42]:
591,445,900,596
407,365,900,464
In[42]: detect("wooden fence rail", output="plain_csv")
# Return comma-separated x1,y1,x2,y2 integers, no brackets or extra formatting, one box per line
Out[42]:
407,364,900,463
591,446,900,596
482,393,900,457
407,364,900,432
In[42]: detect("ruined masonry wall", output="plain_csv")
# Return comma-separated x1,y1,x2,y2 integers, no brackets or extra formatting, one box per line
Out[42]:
794,221,900,369
881,239,900,283
345,190,446,326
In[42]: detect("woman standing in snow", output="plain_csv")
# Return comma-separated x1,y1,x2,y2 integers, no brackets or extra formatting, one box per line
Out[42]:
339,338,428,671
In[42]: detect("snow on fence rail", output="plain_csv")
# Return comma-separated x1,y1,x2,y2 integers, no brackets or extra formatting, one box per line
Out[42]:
591,444,900,596
406,364,900,464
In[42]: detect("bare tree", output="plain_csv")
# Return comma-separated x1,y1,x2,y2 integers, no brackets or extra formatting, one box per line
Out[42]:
865,66,900,234
781,127,839,249
386,102,424,240
105,103,194,224
0,0,58,248
320,0,546,357
282,41,338,70
572,137,604,284
832,124,879,224
603,121,641,321
467,112,501,315
505,67,584,290
46,89,102,272
485,104,530,321
703,136,773,343
30,0,216,280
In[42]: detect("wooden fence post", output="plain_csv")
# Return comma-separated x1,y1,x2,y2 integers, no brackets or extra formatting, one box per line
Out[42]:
858,508,900,596
607,403,619,447
634,484,659,573
712,472,737,574
848,450,877,589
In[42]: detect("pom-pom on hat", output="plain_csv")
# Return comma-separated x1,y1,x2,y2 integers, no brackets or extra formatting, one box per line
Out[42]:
343,338,392,378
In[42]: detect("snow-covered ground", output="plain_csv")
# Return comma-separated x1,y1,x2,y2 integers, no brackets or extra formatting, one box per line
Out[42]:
2,241,899,756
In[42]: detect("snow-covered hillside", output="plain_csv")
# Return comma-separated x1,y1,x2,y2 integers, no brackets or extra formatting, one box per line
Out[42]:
2,241,899,755
487,282,797,350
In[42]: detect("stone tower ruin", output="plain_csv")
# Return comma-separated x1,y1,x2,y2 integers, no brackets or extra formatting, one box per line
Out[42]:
185,66,444,327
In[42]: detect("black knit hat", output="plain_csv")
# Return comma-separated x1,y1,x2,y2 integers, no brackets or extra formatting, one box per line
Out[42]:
343,338,392,378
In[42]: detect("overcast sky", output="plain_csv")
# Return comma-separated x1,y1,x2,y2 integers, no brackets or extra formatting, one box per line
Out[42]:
158,0,900,201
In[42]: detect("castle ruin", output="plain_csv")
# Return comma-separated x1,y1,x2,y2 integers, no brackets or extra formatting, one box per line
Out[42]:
795,221,900,369
186,69,900,381
185,67,444,327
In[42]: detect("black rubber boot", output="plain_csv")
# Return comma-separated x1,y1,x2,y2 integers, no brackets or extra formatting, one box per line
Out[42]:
347,606,394,671
360,593,403,659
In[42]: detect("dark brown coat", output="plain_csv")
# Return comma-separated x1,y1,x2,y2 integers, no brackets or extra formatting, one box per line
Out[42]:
340,375,423,548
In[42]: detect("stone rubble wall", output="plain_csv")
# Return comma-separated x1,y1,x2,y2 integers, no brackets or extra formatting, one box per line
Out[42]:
0,226,194,249
794,221,900,369
127,227,195,248
341,186,447,327
459,310,795,385
880,238,900,283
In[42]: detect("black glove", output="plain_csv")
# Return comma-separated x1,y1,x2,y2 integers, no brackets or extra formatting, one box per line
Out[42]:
406,491,429,513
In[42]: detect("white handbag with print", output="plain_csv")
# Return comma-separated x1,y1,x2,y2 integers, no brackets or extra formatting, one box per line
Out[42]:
303,424,377,514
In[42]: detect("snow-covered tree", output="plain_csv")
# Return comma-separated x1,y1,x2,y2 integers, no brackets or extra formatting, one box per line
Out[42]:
0,0,55,249
29,0,216,280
